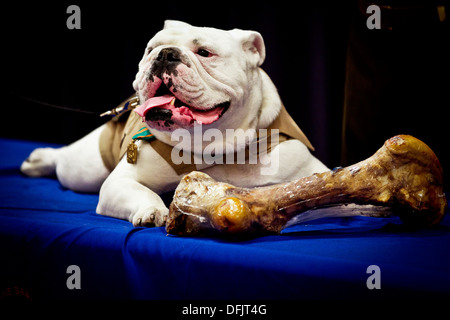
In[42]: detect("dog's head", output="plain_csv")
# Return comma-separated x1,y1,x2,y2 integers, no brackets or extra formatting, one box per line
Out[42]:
133,20,269,138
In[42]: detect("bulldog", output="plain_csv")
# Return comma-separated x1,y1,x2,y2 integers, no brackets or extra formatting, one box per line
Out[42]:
21,20,328,227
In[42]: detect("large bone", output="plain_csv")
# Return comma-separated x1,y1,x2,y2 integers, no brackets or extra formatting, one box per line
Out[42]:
166,135,447,237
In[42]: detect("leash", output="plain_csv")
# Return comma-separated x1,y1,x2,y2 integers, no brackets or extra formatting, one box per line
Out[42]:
9,91,140,118
99,94,140,118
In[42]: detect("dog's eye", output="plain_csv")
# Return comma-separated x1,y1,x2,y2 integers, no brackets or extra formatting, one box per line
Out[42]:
196,48,212,57
147,47,153,55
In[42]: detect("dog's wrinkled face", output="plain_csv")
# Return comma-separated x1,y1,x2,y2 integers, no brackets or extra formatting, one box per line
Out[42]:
133,20,265,134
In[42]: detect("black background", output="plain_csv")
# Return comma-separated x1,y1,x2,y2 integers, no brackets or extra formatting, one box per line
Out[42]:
3,1,449,181
3,1,350,168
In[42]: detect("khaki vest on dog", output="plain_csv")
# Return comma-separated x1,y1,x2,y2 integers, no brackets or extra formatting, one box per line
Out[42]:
99,97,314,175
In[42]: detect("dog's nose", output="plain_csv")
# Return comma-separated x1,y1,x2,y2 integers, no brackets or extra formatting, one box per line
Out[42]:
149,47,183,81
156,48,182,64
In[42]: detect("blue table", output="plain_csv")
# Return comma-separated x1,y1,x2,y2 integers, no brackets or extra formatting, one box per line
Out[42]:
0,138,449,300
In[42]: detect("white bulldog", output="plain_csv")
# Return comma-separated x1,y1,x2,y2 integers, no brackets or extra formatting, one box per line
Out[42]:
21,20,328,227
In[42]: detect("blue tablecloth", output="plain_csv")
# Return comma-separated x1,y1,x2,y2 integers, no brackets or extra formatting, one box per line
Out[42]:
0,138,449,300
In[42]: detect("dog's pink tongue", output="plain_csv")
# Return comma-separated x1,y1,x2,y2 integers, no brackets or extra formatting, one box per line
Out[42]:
134,94,222,125
134,95,175,117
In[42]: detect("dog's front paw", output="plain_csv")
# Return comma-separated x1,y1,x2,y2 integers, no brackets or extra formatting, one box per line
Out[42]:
132,205,169,228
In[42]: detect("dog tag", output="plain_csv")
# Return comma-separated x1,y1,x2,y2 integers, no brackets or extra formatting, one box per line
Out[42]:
126,127,155,165
127,140,138,164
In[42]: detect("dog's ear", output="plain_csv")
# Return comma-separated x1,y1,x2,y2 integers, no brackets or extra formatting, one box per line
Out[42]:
229,29,266,67
164,20,192,30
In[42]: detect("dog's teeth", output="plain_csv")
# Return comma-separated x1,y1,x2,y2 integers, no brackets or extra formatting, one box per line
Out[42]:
170,98,175,106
